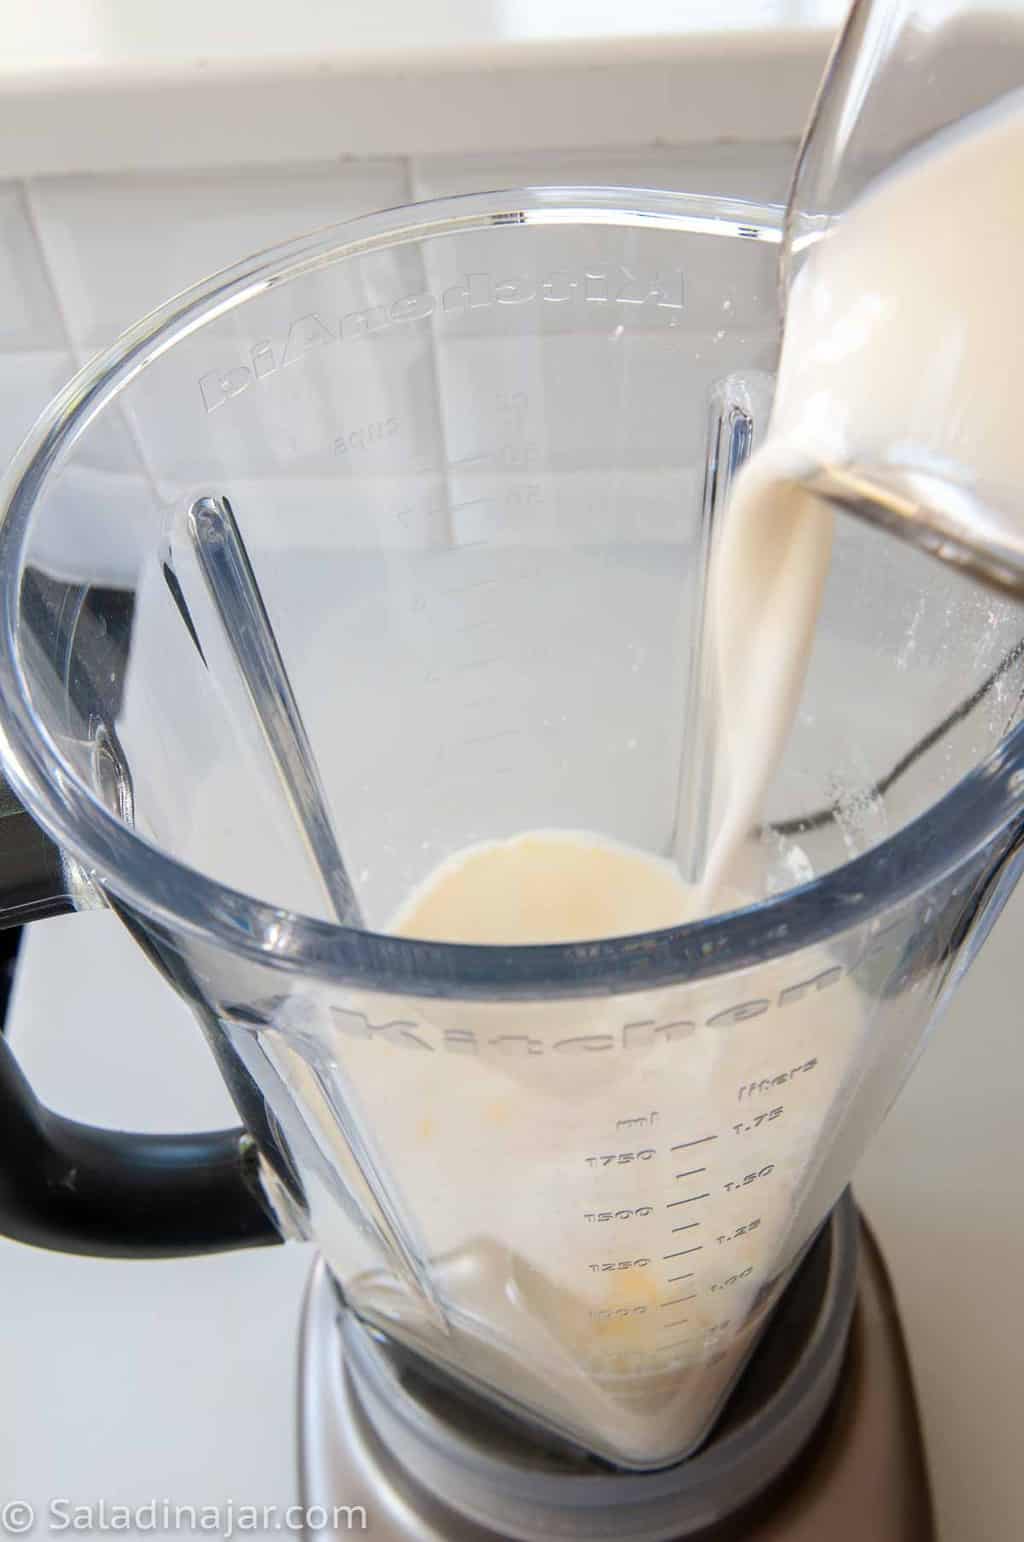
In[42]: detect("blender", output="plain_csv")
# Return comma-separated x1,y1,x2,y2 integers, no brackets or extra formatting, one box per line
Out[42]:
0,15,1021,1532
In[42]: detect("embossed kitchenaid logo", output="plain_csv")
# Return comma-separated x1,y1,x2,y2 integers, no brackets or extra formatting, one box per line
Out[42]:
198,266,685,413
227,959,852,1061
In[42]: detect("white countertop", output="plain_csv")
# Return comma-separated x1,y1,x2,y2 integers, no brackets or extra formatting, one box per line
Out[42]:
3,0,841,73
2,890,1023,1541
0,0,841,176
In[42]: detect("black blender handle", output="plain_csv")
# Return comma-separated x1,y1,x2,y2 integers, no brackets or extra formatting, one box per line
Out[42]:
0,774,282,1257
0,1029,282,1258
0,773,77,925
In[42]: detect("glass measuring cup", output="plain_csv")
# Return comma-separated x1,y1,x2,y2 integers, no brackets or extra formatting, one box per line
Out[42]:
776,0,1024,596
0,188,1023,1471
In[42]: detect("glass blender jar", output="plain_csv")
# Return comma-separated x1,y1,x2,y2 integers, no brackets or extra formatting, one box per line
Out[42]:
0,184,1018,1537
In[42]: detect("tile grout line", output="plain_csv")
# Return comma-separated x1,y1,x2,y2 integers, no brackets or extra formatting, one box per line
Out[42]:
21,173,179,538
21,178,87,370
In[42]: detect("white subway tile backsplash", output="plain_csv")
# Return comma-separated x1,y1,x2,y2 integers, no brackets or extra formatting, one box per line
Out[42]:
0,182,67,351
28,159,411,354
0,144,790,568
0,182,75,469
411,141,796,204
404,146,782,582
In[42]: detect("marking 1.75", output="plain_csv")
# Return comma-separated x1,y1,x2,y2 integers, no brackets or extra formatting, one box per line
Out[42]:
732,1106,783,1135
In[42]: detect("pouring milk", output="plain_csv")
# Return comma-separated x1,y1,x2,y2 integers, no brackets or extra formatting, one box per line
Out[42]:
293,93,1024,1468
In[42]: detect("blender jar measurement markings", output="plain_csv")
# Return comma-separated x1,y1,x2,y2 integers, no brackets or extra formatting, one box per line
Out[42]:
580,1118,777,1326
723,1165,774,1192
617,1112,659,1129
711,1269,754,1293
732,1106,784,1134
585,1148,655,1167
716,1220,761,1244
587,1260,651,1273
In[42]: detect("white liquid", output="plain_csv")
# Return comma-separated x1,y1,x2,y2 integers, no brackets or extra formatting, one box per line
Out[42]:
295,828,861,1469
706,89,1024,891
331,96,1024,1465
391,827,703,941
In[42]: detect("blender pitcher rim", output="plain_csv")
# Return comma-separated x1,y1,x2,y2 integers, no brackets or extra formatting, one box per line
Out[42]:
0,184,1022,998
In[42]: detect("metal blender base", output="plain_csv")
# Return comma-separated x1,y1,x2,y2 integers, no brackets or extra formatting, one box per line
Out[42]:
298,1196,934,1541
